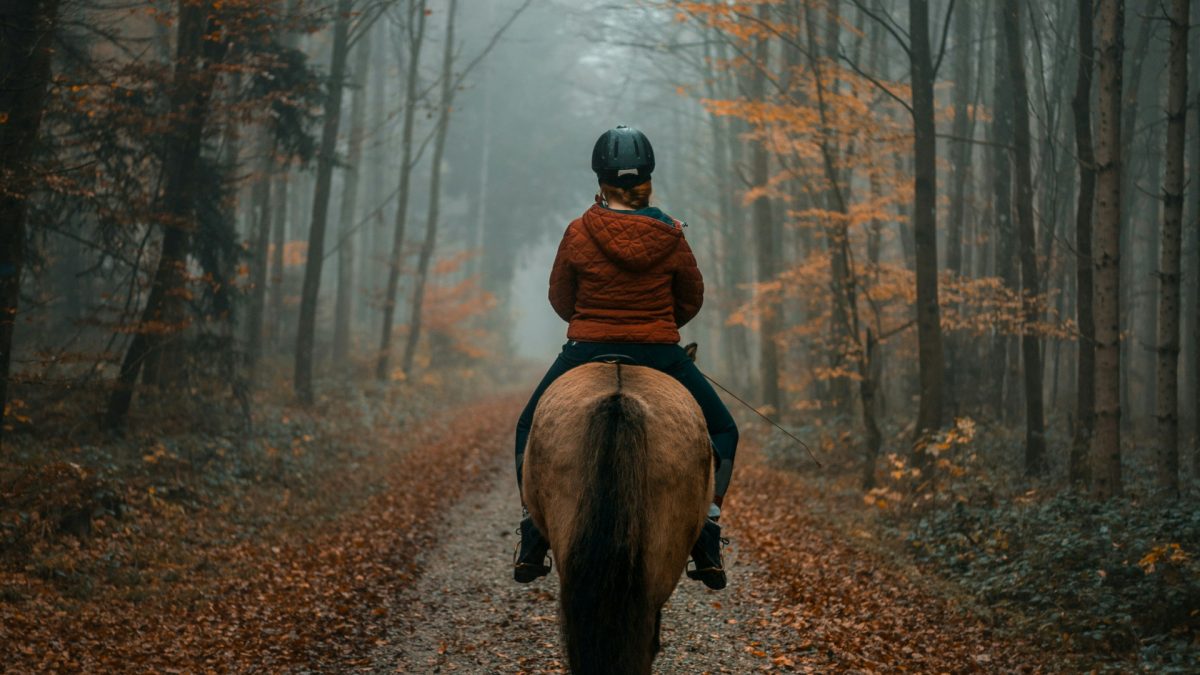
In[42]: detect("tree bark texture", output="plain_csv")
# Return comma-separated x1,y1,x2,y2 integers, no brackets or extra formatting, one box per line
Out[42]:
987,2,1022,423
1155,0,1189,497
944,1,973,409
1070,0,1097,487
332,28,372,366
294,0,353,404
1002,0,1048,476
376,0,427,381
1091,0,1125,499
401,0,456,377
910,0,945,444
946,3,972,279
0,0,60,442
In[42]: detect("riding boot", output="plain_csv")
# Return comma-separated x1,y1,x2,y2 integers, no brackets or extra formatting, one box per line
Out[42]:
686,518,727,590
513,513,551,583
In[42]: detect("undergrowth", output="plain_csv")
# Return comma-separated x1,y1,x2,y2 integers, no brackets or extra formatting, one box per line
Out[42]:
762,412,1200,673
0,357,513,670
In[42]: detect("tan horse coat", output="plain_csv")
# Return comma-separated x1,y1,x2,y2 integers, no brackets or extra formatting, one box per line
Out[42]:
522,362,712,674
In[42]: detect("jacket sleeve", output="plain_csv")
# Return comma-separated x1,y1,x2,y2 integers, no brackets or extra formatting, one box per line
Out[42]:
548,225,578,322
672,235,704,327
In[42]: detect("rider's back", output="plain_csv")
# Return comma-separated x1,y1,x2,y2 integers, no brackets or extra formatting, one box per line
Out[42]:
549,204,703,344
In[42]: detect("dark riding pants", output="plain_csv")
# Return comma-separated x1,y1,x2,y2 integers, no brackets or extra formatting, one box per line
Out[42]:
514,341,738,499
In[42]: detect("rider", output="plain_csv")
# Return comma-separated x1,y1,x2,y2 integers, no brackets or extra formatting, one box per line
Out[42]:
512,125,738,591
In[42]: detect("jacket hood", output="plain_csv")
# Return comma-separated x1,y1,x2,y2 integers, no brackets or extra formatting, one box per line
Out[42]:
580,204,682,272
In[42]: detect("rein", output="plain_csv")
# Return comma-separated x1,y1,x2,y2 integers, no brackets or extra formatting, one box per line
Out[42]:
701,372,822,469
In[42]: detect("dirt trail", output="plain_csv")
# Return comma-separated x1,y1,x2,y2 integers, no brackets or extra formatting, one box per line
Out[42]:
372,454,801,674
361,395,1045,673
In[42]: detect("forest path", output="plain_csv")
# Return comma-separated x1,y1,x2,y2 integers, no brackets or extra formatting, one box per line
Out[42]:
355,392,1047,673
371,448,795,674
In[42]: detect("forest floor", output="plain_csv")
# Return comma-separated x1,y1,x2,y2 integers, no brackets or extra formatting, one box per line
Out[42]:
371,409,1049,674
0,377,1104,673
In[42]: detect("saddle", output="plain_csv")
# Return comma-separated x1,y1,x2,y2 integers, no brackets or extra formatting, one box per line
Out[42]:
589,354,640,366
588,342,699,366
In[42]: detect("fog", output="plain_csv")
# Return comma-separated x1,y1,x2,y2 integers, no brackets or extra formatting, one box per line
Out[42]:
4,0,1199,485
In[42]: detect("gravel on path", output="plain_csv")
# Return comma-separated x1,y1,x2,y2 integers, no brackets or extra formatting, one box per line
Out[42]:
372,455,806,674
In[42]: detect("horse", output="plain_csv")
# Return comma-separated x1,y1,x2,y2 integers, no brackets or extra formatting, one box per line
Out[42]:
522,360,713,674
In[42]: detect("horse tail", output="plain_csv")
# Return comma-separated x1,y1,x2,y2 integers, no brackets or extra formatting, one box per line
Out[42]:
560,365,653,674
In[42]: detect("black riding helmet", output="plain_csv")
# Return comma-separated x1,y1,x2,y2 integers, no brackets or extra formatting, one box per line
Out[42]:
591,125,655,188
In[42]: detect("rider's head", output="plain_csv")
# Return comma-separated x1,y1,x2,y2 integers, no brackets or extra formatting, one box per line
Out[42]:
592,125,654,209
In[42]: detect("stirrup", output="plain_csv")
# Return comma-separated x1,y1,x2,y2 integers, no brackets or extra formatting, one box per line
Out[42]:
514,559,552,583
686,558,727,590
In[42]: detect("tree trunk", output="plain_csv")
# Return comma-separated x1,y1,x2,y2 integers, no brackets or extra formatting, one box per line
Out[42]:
1117,1,1156,434
987,1,1020,422
332,28,372,366
910,0,945,446
245,130,276,383
1071,0,1097,487
804,1,851,413
1092,0,1125,499
1191,0,1200,467
376,0,427,381
802,0,881,482
359,26,388,339
751,2,782,413
0,0,60,443
718,34,752,392
107,2,221,427
294,0,352,404
1002,0,1047,476
1156,0,1189,497
1190,60,1200,475
401,0,456,377
469,2,495,283
269,172,289,347
944,1,973,410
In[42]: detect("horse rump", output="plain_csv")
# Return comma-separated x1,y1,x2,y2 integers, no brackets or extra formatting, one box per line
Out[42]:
559,390,656,675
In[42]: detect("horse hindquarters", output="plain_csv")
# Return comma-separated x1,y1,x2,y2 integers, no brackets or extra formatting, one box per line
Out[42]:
559,392,657,675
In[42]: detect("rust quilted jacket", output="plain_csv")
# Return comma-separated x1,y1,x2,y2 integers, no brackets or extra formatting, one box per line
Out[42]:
548,204,704,343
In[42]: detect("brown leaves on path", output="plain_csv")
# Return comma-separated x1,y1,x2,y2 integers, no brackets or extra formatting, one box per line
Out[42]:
726,439,1049,673
0,395,520,672
3,392,1050,673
